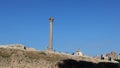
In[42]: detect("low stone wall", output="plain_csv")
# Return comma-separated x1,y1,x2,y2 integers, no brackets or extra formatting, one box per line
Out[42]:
0,44,36,51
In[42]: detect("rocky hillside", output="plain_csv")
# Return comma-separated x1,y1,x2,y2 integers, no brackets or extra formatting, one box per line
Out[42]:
0,44,119,68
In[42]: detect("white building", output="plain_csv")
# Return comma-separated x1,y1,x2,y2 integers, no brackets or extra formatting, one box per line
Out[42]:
74,48,83,56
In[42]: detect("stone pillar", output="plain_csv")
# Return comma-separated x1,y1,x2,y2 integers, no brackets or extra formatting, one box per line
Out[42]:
47,17,54,51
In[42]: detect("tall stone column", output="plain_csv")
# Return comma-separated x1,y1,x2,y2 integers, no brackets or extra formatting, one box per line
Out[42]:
47,17,54,51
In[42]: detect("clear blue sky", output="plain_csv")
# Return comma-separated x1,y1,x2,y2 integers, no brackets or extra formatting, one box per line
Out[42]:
0,0,120,56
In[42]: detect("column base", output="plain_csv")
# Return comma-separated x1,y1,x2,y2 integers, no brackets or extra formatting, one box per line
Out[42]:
46,48,54,52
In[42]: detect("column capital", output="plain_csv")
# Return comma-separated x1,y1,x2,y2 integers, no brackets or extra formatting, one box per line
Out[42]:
49,17,54,22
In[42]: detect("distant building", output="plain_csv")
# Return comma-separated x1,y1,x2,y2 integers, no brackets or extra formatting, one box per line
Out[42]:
106,51,118,59
73,48,83,56
94,51,120,61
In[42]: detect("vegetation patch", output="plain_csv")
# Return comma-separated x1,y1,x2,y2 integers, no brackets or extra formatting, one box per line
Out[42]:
26,51,46,59
0,48,12,58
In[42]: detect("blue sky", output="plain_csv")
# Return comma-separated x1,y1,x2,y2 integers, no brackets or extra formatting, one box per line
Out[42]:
0,0,120,56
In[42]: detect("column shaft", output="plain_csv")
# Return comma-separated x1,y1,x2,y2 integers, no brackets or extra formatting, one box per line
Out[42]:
49,22,53,49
